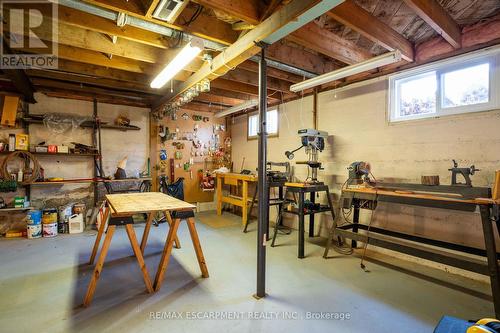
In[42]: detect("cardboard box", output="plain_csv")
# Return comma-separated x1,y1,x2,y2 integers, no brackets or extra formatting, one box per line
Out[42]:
57,145,69,153
15,134,29,151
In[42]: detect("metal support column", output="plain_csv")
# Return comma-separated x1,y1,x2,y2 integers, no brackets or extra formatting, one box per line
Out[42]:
255,43,269,299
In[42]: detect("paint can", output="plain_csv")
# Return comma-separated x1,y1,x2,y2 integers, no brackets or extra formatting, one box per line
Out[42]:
27,210,42,225
42,223,58,237
42,208,58,224
58,204,74,233
27,224,42,239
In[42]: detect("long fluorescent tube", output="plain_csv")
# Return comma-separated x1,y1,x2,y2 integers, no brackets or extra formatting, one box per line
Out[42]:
290,50,402,92
150,37,204,89
215,99,259,118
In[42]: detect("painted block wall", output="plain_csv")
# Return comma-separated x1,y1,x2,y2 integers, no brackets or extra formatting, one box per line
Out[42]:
230,77,500,279
0,93,150,233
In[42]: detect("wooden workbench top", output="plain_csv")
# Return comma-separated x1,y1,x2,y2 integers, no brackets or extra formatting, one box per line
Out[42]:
106,192,196,215
343,186,499,205
215,172,257,181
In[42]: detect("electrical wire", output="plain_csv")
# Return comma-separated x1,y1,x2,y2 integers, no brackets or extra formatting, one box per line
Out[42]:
1,151,41,185
360,171,379,271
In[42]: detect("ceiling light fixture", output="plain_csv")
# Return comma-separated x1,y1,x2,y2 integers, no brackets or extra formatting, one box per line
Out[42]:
290,50,402,92
150,37,204,89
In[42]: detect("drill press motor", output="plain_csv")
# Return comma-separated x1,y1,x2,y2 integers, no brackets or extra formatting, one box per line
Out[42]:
285,129,328,184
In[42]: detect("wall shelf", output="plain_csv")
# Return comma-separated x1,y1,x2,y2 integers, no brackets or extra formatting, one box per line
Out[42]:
0,151,98,157
0,207,34,212
22,118,140,131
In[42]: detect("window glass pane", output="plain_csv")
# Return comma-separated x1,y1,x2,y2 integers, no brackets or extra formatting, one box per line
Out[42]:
397,71,437,118
248,114,258,137
267,109,278,134
248,110,278,137
442,63,489,108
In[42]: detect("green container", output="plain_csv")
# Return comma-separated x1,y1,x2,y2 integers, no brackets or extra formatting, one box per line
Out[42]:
14,196,25,208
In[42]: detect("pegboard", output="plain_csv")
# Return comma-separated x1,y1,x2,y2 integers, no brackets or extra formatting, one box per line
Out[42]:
153,109,230,203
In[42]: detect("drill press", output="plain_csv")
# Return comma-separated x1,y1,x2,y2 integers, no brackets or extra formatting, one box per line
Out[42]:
285,129,328,184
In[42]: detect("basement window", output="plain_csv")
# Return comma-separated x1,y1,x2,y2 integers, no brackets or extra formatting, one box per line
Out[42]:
389,47,500,122
248,109,279,139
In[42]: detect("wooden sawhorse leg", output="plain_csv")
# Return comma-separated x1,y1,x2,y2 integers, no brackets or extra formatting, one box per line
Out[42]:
140,212,155,254
140,212,181,254
165,211,181,249
89,206,110,265
125,224,154,294
153,217,209,291
84,225,115,306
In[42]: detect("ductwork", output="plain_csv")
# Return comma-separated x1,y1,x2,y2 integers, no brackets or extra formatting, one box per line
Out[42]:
55,0,317,79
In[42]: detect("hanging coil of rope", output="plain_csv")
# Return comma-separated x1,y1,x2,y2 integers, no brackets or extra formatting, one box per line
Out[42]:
1,151,41,185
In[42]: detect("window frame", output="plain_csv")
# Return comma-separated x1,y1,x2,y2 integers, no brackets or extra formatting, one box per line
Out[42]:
247,108,279,140
388,46,500,123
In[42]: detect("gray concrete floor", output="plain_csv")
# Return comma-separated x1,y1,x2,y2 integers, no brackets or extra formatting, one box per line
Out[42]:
0,211,493,333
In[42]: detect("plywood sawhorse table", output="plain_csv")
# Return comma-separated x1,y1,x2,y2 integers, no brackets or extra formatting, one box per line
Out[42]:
84,192,209,306
216,172,257,227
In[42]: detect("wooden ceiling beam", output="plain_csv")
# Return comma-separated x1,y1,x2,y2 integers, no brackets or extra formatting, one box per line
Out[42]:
288,21,371,65
81,0,238,45
206,87,256,103
327,0,414,62
211,79,280,103
223,68,292,93
238,60,303,83
40,87,151,108
193,0,261,25
194,93,243,106
158,0,332,108
266,43,337,75
54,59,151,83
26,69,158,95
31,77,153,100
181,101,225,113
403,0,461,49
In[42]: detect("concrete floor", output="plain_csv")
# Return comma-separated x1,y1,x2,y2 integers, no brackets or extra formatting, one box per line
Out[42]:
0,211,493,333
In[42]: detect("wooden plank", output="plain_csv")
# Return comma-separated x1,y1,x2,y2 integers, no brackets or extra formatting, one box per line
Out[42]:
186,217,209,278
211,79,281,102
327,0,414,62
89,205,109,265
288,21,372,65
217,172,257,182
493,170,500,201
344,187,481,205
40,88,151,108
157,0,326,108
195,0,261,25
27,69,159,95
83,224,115,307
82,0,238,45
153,217,181,291
125,224,154,293
106,192,195,215
416,13,500,63
194,92,244,106
1,95,19,127
223,68,293,93
267,42,337,75
31,78,152,100
404,0,462,48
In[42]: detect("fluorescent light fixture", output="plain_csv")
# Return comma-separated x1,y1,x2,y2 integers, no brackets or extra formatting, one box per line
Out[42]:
215,99,259,118
151,38,204,89
290,50,402,92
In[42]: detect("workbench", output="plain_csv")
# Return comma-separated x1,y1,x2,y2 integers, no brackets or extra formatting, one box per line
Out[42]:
324,183,500,317
84,192,208,306
216,172,257,227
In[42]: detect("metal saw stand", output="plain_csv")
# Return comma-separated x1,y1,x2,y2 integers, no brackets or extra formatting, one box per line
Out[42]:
271,183,336,258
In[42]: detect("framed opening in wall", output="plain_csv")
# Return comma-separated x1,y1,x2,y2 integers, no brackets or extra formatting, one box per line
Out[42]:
247,108,279,140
